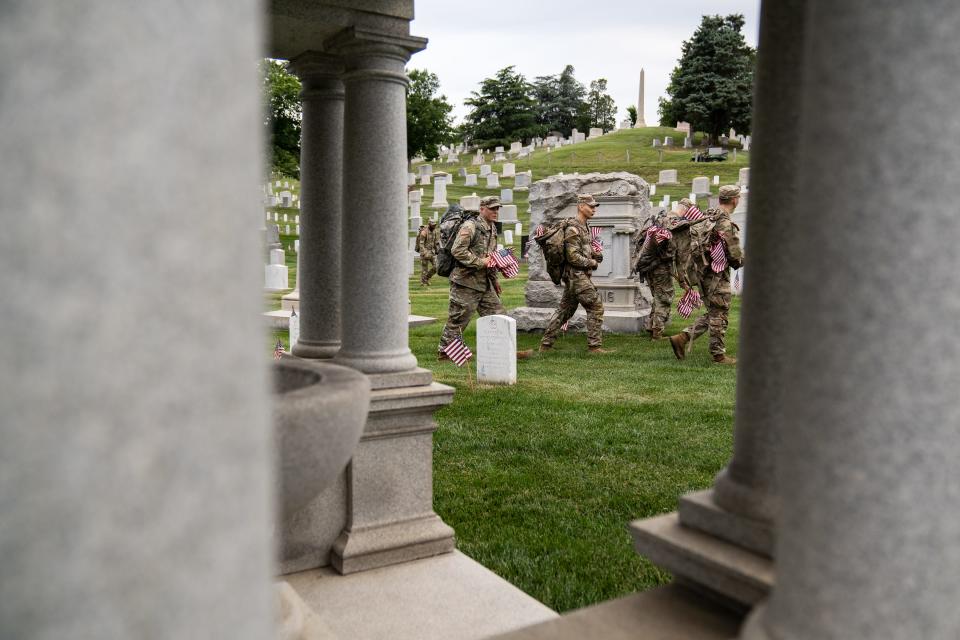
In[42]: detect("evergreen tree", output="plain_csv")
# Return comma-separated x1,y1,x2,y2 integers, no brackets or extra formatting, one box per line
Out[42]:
406,69,454,161
464,66,540,149
262,59,302,178
627,105,638,127
658,14,755,142
532,65,587,137
579,78,616,132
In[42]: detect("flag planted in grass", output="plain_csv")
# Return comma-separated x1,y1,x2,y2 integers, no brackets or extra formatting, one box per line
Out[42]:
734,270,742,293
677,289,703,318
274,339,285,360
491,248,519,278
442,336,473,367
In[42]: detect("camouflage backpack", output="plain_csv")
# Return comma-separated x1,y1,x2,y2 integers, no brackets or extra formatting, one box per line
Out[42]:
633,211,671,277
436,204,479,277
664,214,717,290
534,218,572,285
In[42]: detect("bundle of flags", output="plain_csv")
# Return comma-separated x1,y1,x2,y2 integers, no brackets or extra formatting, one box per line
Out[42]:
491,248,519,278
442,336,473,367
274,339,285,360
527,224,546,253
683,204,706,221
677,288,703,318
590,226,603,253
642,224,673,249
710,239,728,273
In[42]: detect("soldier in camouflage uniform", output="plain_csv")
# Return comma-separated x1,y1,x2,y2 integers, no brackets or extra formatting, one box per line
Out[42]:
437,196,505,359
416,219,439,286
639,200,690,340
539,194,613,354
670,185,744,364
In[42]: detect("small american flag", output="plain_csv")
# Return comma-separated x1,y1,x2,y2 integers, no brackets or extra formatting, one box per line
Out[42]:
274,339,285,360
733,270,742,293
684,204,705,221
710,239,727,272
527,224,546,253
442,336,473,367
646,225,673,244
677,289,703,318
491,248,519,278
560,319,570,332
590,226,603,253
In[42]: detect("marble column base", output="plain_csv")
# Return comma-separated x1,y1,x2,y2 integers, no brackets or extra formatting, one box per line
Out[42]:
331,513,455,575
679,489,774,558
333,348,419,377
292,339,340,360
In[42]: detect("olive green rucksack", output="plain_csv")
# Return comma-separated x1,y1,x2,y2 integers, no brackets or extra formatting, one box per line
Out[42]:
534,218,572,285
665,215,717,290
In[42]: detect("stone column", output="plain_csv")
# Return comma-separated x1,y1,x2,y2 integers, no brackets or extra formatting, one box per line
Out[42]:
679,0,807,558
0,2,273,637
290,53,344,359
331,29,425,379
741,2,960,637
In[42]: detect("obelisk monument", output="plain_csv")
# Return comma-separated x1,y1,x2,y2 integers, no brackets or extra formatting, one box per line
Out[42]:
634,68,647,127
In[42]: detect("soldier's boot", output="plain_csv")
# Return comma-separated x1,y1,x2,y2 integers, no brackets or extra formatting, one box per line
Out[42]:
437,350,450,362
669,333,689,360
516,349,534,360
588,347,616,354
538,343,553,353
713,354,737,365
649,328,664,340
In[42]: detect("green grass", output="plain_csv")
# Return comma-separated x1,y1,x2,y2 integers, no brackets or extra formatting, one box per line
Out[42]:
270,131,742,612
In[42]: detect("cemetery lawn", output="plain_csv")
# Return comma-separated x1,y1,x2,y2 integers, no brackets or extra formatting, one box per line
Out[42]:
409,267,738,613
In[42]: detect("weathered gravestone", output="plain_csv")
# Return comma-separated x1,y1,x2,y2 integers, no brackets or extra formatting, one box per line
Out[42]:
460,193,481,211
465,174,477,186
504,230,513,244
657,169,679,185
265,248,289,291
500,188,513,204
476,315,517,385
418,164,432,177
589,127,603,138
486,173,500,188
431,173,449,208
509,172,653,333
498,204,518,223
692,176,711,197
738,167,750,188
514,173,531,190
479,164,491,177
502,163,516,178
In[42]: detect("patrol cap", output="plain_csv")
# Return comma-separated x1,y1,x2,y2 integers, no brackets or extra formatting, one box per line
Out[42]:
577,194,599,207
718,184,741,200
480,195,501,209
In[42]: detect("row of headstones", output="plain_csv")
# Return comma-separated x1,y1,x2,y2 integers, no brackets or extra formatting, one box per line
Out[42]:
411,166,533,189
653,136,695,149
407,189,524,232
655,167,750,190
263,191,299,208
265,211,300,235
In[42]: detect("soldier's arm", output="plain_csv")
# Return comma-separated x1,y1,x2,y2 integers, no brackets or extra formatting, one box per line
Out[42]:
564,226,597,269
717,219,744,266
450,221,485,268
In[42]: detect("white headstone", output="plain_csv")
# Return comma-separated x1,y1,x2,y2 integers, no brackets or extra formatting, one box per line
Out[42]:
514,173,531,189
418,164,433,177
476,315,517,385
657,169,678,185
738,167,750,188
498,204,518,223
515,223,522,236
294,239,299,252
479,164,491,177
409,215,422,232
430,174,449,208
500,188,513,204
649,184,657,196
502,163,516,178
664,136,673,146
460,193,481,211
288,308,300,351
419,174,430,186
486,173,500,188
509,141,522,153
269,248,285,265
264,264,289,291
408,172,417,186
713,175,720,185
504,230,514,244
589,127,603,138
652,139,661,147
285,225,290,235
692,176,711,197
494,146,504,153
465,174,478,186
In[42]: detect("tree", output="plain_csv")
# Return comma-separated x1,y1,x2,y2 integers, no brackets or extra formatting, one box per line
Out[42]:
532,65,586,137
464,66,540,149
658,14,755,142
262,59,302,179
406,69,454,161
627,105,638,127
578,78,616,132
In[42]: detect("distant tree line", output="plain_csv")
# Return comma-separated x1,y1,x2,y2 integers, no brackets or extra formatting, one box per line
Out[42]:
462,65,616,150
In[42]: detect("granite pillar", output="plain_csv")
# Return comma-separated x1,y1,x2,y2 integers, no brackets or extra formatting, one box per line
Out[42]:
332,30,424,377
741,1,960,637
290,53,344,359
681,0,807,558
0,2,274,637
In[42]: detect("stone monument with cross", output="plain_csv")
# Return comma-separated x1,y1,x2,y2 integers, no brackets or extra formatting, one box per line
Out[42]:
509,172,652,333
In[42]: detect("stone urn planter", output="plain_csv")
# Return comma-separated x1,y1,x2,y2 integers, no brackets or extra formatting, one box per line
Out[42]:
272,357,370,522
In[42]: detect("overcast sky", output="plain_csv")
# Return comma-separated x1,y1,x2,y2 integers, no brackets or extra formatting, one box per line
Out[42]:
409,0,760,126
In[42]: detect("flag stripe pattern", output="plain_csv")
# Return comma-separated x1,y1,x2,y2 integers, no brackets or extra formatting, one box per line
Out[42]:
590,226,603,253
677,289,703,318
560,319,570,332
733,270,742,293
684,204,705,221
274,339,285,360
442,336,473,367
491,248,519,278
710,239,727,272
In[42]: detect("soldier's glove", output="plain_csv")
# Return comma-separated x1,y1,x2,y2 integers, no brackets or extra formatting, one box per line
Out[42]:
589,259,599,270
